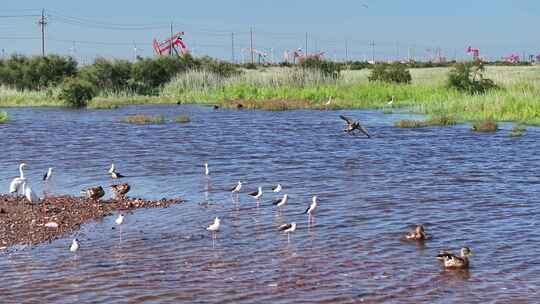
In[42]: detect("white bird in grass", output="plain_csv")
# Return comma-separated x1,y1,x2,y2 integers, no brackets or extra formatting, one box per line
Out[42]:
325,96,333,109
304,196,318,223
23,182,39,204
9,163,27,195
248,187,263,200
387,95,395,106
279,222,296,242
70,238,79,252
115,214,124,225
204,163,209,176
272,184,282,193
43,167,53,181
230,181,242,194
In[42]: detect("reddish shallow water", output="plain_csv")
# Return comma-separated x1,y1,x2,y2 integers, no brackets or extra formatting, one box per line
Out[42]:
0,105,539,303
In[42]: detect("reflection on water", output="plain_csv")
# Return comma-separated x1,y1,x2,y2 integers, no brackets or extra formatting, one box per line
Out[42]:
0,105,539,302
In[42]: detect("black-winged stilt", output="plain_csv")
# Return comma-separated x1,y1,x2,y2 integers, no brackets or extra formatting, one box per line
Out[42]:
279,222,296,242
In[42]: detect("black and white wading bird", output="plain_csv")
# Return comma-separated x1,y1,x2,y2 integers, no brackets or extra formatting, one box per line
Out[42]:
273,194,288,212
272,184,282,193
9,163,27,195
248,187,263,201
339,115,371,138
230,181,242,195
206,217,220,241
108,163,125,179
304,196,318,223
43,167,53,181
70,238,80,252
279,222,296,242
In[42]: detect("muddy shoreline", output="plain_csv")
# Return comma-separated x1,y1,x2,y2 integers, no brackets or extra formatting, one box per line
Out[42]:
0,194,183,249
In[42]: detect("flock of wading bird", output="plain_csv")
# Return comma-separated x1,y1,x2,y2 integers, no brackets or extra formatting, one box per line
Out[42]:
6,115,473,269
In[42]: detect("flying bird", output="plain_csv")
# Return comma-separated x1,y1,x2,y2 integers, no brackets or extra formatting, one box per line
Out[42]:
111,183,130,199
340,115,371,138
43,167,53,181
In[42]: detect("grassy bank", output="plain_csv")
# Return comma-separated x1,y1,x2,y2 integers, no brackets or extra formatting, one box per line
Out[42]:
2,65,540,124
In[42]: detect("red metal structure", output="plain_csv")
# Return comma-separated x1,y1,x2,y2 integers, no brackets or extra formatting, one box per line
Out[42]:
503,53,520,64
153,32,189,56
466,46,480,61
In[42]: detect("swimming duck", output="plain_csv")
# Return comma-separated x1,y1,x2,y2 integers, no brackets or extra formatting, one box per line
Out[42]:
339,115,371,138
82,186,105,201
405,224,427,241
436,247,473,269
111,183,130,199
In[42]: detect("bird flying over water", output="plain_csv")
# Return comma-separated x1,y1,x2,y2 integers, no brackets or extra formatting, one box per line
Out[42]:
339,115,371,138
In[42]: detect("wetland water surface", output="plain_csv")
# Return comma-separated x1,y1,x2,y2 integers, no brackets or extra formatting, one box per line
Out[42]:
0,105,539,303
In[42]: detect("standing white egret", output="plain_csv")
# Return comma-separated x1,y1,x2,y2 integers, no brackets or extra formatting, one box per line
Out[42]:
304,196,318,224
9,163,27,195
279,222,296,243
23,182,39,204
43,167,53,181
70,239,80,252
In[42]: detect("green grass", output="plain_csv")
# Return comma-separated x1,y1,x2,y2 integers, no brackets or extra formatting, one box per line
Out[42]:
0,111,9,123
3,66,540,125
123,114,165,124
472,120,498,132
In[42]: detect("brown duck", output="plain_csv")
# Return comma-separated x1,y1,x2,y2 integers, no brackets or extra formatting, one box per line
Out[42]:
405,224,427,241
339,115,371,138
82,186,105,201
111,183,130,199
436,247,474,269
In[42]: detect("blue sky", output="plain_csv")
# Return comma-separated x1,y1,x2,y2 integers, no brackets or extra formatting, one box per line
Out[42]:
1,0,539,63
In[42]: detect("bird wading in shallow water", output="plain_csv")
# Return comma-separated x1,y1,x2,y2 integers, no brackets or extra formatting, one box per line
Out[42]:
405,225,427,241
70,239,79,252
436,247,474,269
111,183,130,199
279,222,296,243
304,196,318,224
9,163,27,195
339,115,371,138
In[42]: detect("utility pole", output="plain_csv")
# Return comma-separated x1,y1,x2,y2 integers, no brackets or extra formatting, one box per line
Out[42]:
231,32,235,63
305,32,308,56
38,9,47,56
369,40,375,63
169,22,174,56
395,41,399,62
250,27,254,65
345,39,349,62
